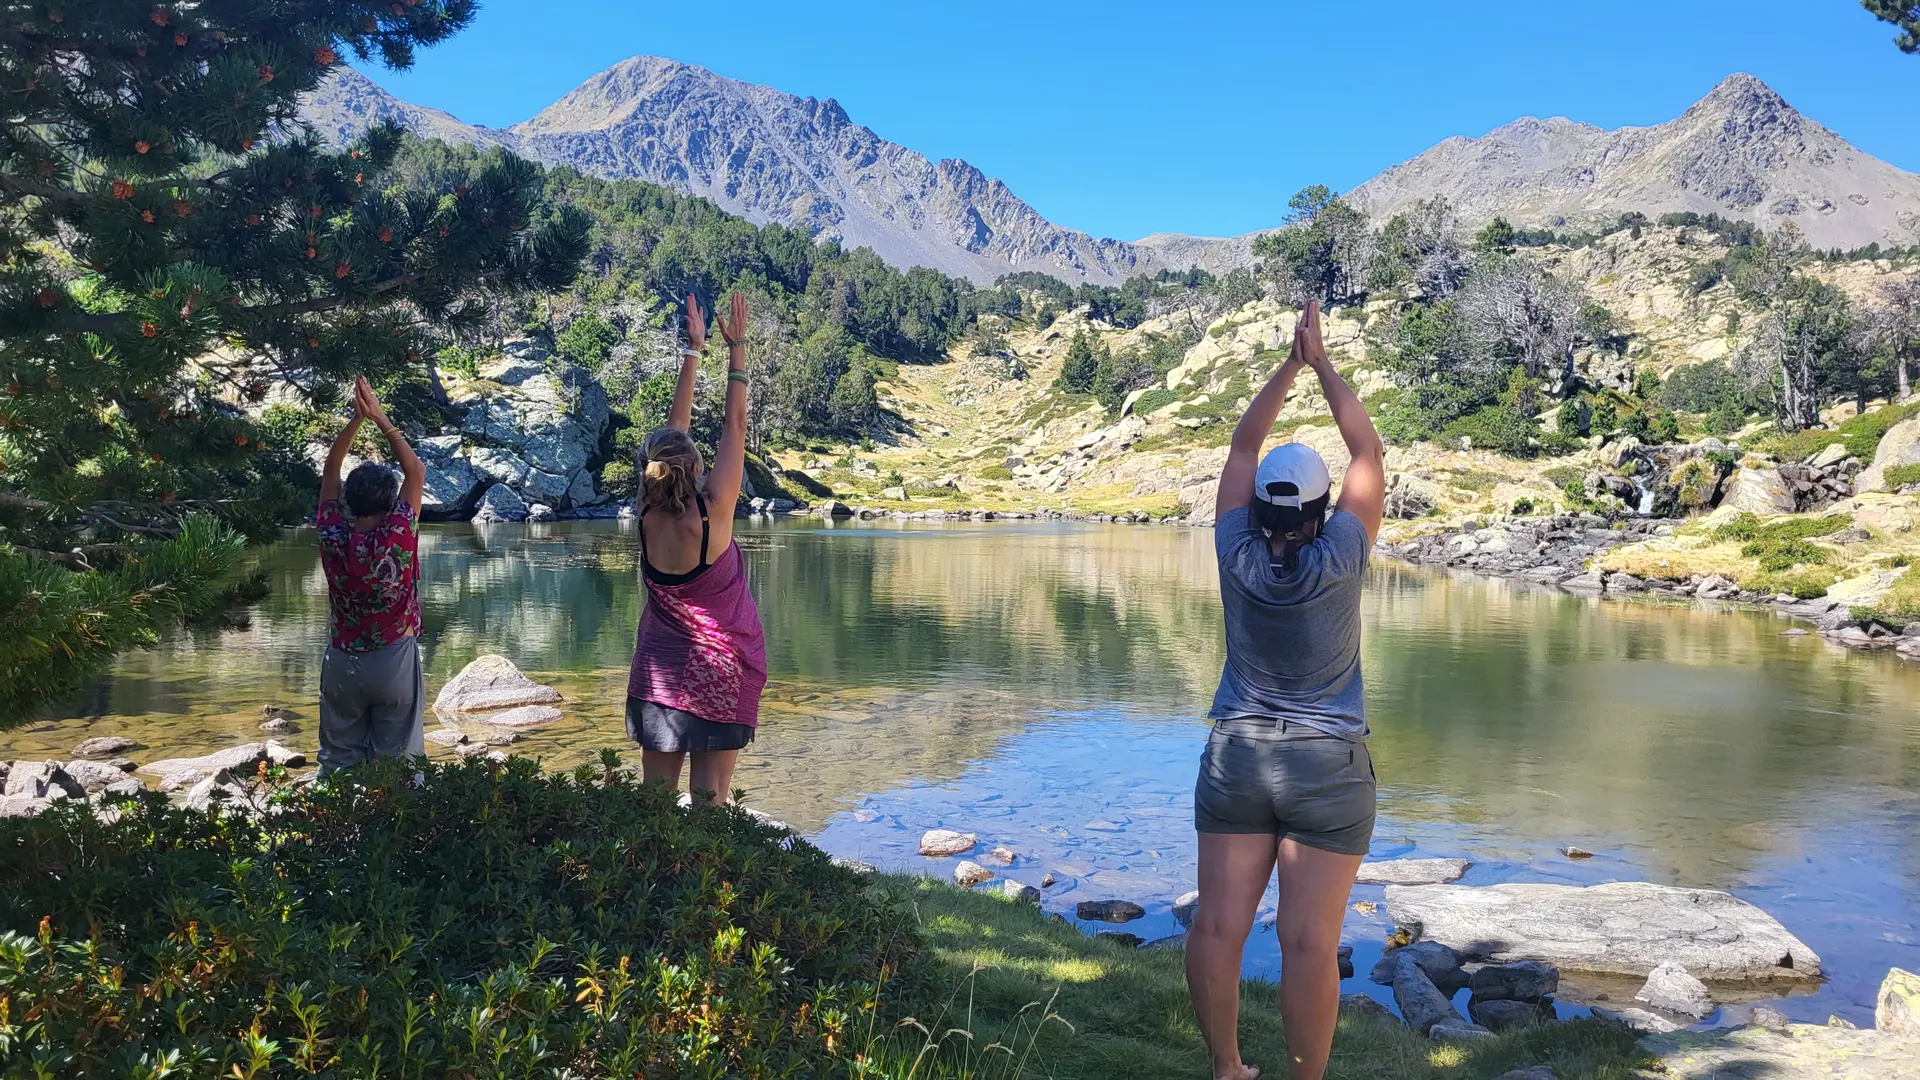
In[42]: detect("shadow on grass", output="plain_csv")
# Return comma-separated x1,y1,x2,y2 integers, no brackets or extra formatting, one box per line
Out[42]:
874,876,1650,1080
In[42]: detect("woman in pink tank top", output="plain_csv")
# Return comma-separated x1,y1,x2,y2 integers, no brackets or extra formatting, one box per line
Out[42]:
626,292,767,804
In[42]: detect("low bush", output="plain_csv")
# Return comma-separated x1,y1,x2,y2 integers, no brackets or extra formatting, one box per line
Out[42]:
1853,569,1920,626
1708,512,1849,544
1741,537,1829,572
1747,568,1840,599
1132,388,1177,415
1756,402,1918,463
0,756,922,1079
977,466,1015,481
1886,463,1920,490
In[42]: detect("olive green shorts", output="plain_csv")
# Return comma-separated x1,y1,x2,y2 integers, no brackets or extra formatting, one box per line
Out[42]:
1193,716,1377,855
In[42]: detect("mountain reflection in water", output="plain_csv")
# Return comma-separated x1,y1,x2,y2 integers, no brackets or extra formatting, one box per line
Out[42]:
14,518,1919,1022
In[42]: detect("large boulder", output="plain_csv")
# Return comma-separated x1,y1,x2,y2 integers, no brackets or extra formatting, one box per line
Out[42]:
432,655,563,715
1720,467,1796,515
1880,967,1920,1036
1469,960,1559,1002
1858,415,1920,492
1384,881,1821,980
472,483,530,524
3,761,85,800
430,345,611,515
1639,1022,1920,1078
62,759,140,795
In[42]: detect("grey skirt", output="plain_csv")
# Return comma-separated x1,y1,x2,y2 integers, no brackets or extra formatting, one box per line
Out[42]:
626,697,756,753
318,636,426,774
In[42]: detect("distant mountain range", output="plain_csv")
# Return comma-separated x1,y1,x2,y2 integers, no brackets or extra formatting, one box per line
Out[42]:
301,62,1920,284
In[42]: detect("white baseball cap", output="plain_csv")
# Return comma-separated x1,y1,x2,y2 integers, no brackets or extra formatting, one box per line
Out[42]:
1254,442,1331,508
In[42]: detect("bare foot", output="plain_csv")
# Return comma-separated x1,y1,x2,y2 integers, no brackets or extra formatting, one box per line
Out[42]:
1214,1065,1260,1080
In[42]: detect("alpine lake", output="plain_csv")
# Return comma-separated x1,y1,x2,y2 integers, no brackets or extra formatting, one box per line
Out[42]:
9,517,1919,1026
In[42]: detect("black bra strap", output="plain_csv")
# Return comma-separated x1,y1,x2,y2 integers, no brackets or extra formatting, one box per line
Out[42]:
696,494,710,569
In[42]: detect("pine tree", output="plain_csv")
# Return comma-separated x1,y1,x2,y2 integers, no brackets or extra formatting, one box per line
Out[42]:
1055,329,1097,394
1864,1,1920,52
0,1,590,725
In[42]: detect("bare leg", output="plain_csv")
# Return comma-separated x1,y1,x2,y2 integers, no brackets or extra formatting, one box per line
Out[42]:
641,750,685,790
687,749,741,805
1187,832,1278,1080
1271,840,1363,1080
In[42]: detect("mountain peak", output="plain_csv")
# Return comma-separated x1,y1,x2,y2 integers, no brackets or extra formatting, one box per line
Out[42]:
1692,72,1794,118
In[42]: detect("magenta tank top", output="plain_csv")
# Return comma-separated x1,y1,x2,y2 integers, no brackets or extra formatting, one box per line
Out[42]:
627,506,768,728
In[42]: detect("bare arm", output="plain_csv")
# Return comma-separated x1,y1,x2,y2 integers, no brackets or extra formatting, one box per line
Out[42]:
668,293,704,432
355,377,426,515
704,292,750,517
1216,320,1309,517
320,408,363,503
1297,302,1386,542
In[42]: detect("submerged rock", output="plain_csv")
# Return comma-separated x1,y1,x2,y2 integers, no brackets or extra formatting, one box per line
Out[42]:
1636,961,1714,1019
918,829,977,857
1383,881,1821,980
432,655,564,714
71,736,140,759
977,844,1019,867
1354,857,1472,886
1076,899,1146,923
471,705,563,727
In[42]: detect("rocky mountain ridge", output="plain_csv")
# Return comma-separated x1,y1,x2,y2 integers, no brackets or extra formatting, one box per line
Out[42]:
1348,74,1920,251
301,65,1920,282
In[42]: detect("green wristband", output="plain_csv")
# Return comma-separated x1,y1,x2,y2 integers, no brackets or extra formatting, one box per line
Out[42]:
727,370,748,385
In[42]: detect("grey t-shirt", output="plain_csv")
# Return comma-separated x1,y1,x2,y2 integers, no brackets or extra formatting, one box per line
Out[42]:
1208,505,1370,740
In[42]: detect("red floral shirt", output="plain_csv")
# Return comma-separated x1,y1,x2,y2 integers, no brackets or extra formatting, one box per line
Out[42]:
316,498,421,652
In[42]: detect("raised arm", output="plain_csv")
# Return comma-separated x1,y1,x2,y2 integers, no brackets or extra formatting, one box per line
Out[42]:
704,292,750,515
1216,313,1309,517
355,377,425,515
1297,301,1386,542
319,400,364,503
668,293,705,432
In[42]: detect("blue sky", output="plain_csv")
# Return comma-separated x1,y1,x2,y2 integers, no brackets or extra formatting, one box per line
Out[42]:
372,0,1920,242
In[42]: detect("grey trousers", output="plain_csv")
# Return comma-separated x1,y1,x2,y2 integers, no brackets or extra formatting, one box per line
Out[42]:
318,637,426,775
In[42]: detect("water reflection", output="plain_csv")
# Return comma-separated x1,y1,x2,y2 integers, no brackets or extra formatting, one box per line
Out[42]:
12,518,1920,1021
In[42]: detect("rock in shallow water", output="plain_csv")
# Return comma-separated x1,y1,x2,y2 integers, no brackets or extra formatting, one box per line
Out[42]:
471,705,563,727
1390,953,1467,1036
1370,940,1469,995
1354,857,1472,886
432,655,563,714
1173,889,1201,928
995,879,1040,903
1636,961,1714,1019
72,736,140,759
61,759,138,795
1076,899,1145,923
918,829,976,857
1383,881,1821,980
1469,960,1559,1002
952,861,994,888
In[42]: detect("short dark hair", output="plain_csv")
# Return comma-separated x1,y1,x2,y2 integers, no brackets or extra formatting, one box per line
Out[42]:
343,462,400,518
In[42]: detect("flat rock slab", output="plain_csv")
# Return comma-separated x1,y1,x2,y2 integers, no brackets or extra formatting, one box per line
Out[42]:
432,655,564,714
1355,858,1472,886
139,743,303,790
1384,881,1821,980
469,705,563,727
1639,1023,1920,1079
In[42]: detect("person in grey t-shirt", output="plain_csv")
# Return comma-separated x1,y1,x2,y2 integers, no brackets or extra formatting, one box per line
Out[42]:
1186,299,1385,1080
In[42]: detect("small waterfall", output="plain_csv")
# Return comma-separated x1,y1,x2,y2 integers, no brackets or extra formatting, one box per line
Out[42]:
1633,475,1657,516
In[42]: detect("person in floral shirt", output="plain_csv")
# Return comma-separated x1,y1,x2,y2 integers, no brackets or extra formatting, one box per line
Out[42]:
315,377,427,774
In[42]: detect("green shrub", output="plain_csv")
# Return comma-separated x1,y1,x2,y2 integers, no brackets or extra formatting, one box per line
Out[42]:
1710,513,1849,544
977,466,1015,481
1757,402,1918,463
1886,463,1920,489
1441,405,1541,457
600,458,636,496
0,756,922,1079
1132,388,1177,415
1747,568,1838,599
1742,537,1829,572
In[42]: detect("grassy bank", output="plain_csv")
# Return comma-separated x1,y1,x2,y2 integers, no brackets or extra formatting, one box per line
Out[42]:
880,876,1648,1080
